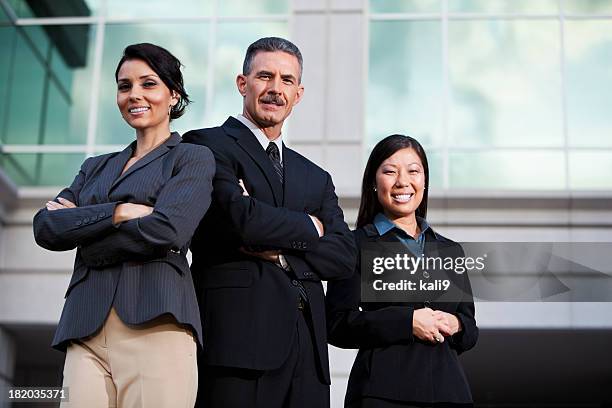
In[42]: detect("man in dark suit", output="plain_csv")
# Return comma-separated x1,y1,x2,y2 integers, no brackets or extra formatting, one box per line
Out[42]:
183,37,356,407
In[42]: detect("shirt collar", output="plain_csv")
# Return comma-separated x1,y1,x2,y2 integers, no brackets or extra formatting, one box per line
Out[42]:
373,212,431,239
235,114,283,164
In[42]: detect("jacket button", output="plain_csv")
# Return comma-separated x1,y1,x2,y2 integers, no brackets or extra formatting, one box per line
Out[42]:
423,271,429,278
75,220,82,226
291,280,299,286
83,217,90,223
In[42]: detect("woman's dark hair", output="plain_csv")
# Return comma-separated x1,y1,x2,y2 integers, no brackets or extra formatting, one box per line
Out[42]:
115,43,191,120
356,134,430,228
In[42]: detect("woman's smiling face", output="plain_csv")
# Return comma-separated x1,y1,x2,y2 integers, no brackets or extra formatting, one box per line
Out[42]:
116,59,177,131
375,147,425,222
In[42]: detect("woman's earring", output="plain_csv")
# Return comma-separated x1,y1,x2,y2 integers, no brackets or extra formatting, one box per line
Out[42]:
373,186,377,192
168,105,172,116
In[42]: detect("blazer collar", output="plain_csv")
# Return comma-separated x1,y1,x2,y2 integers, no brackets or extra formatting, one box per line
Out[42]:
109,132,180,191
221,116,284,205
363,220,442,243
363,220,457,260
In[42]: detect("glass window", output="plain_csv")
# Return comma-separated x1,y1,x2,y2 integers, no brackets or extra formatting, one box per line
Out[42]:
46,25,96,146
50,46,74,93
565,21,612,148
44,82,76,144
369,0,440,13
97,22,210,144
105,0,211,19
0,153,85,186
0,3,8,22
20,25,50,59
2,24,94,146
210,22,288,126
448,0,558,13
8,0,99,18
368,21,444,149
426,150,444,190
449,151,566,190
219,0,289,16
448,20,563,148
4,30,46,144
0,26,16,143
563,0,612,14
569,151,612,189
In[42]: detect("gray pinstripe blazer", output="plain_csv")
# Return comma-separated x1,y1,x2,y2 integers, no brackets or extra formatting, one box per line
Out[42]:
33,133,214,351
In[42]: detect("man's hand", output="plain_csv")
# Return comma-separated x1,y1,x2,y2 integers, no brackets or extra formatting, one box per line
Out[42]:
113,203,154,224
239,179,249,196
309,215,325,237
46,197,77,211
240,246,281,263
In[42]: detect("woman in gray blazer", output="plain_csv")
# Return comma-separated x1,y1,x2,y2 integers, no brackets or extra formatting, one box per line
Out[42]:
33,43,214,407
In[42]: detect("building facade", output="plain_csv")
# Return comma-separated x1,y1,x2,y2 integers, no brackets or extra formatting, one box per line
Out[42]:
1,0,612,406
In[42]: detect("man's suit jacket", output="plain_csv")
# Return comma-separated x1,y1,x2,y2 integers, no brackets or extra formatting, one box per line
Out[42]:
183,117,357,384
33,133,215,351
326,224,478,404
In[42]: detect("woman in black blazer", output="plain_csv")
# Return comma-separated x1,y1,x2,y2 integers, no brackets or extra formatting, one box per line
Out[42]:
326,135,478,408
33,43,214,407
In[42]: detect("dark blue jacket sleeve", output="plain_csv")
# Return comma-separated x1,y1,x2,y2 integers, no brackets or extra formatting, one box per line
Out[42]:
183,129,320,252
284,172,356,282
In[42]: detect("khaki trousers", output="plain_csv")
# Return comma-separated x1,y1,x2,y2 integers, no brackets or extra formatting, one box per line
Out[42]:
61,308,197,408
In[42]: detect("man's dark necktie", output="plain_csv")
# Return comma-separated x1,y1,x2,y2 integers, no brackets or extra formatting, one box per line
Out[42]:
266,141,284,184
266,141,308,305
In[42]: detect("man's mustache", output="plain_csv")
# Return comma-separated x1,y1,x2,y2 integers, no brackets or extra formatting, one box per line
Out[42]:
259,95,285,106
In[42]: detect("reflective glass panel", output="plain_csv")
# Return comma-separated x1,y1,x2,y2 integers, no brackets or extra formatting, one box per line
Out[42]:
4,29,46,144
20,25,49,59
0,25,15,143
449,151,566,189
97,23,210,144
448,20,563,147
50,46,73,93
426,150,444,191
368,21,444,149
219,0,288,16
565,21,612,147
210,22,288,126
8,0,99,18
563,0,612,14
44,82,76,144
569,151,612,190
448,0,558,13
105,0,211,18
3,24,94,146
369,0,441,13
0,153,85,186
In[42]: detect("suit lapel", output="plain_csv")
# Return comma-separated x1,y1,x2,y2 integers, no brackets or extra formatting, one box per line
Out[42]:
222,117,283,205
102,144,133,196
282,146,305,211
109,132,180,193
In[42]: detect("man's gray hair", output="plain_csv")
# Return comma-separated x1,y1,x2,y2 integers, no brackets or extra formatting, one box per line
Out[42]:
242,37,303,82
